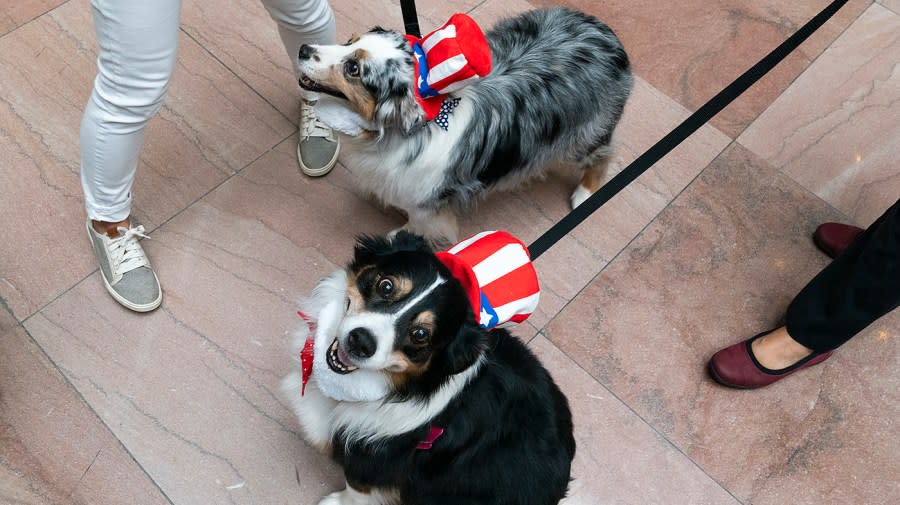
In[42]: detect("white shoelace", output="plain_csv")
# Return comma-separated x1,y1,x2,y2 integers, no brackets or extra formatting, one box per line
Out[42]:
107,225,151,277
300,99,336,141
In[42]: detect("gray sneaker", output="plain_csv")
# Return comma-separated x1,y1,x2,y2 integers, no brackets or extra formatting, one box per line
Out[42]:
86,219,162,312
298,98,340,177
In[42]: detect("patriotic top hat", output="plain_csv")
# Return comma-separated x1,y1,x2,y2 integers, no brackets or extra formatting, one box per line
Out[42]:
406,13,493,121
436,231,540,329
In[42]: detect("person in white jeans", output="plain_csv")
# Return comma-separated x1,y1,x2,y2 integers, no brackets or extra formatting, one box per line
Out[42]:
82,0,339,312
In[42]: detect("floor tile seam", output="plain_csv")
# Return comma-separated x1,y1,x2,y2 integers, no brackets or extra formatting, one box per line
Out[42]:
536,2,876,325
0,0,75,41
535,332,747,505
17,132,293,325
733,138,857,226
878,0,900,16
179,26,297,127
17,321,177,505
729,0,875,141
534,136,736,334
1,295,15,322
466,0,491,14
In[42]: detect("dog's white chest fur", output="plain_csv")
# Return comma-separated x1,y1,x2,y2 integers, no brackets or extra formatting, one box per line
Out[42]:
282,270,482,448
341,96,474,210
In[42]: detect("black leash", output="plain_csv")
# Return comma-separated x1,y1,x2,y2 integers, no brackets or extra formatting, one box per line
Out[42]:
400,0,422,38
526,0,849,260
395,0,849,260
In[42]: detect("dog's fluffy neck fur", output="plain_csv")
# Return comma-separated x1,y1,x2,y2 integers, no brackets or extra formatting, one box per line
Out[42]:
339,88,478,210
287,353,484,448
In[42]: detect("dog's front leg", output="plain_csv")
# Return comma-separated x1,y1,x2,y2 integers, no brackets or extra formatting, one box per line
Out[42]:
318,482,398,505
394,206,459,249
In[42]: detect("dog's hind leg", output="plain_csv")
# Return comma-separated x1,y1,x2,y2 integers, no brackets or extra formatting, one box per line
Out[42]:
571,146,613,209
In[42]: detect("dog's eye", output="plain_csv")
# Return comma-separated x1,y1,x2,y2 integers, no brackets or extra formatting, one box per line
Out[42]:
376,278,394,298
409,327,430,344
345,297,351,311
344,60,360,77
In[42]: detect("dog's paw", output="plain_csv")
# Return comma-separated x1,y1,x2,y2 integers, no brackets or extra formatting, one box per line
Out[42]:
317,491,344,505
570,185,593,210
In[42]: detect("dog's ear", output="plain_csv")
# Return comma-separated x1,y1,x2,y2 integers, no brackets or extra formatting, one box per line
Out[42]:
375,85,425,135
351,232,431,269
443,322,487,375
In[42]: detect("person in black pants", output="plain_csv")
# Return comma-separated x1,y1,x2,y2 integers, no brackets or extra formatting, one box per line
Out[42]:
709,198,900,389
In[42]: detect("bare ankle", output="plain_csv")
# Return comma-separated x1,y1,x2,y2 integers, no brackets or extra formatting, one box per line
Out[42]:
751,327,815,369
92,217,130,237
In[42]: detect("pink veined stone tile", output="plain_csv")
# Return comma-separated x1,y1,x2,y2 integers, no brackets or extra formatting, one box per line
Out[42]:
468,0,536,24
0,309,170,505
20,137,395,504
329,0,480,41
878,0,900,15
180,0,487,120
739,3,900,227
23,279,344,504
0,0,66,36
545,143,898,502
0,0,293,320
181,0,302,120
529,336,741,505
0,1,113,321
456,75,729,329
528,0,871,138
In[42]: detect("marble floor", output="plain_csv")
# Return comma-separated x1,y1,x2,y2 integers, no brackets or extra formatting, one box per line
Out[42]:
1,0,898,503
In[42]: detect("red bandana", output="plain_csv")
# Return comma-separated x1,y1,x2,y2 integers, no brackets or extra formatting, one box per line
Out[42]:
298,311,316,396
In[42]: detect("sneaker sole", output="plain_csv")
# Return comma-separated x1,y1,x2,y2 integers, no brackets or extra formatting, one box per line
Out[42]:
297,140,340,177
86,220,163,313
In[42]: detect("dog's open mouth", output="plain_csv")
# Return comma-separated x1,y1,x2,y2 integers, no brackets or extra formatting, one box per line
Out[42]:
298,75,347,100
325,338,359,374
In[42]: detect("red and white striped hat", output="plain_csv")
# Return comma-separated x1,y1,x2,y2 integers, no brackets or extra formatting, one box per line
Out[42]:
406,13,492,121
436,231,540,329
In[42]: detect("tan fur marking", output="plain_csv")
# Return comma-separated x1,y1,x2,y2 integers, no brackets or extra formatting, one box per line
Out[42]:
412,311,436,329
386,352,432,388
383,275,413,300
346,267,372,313
328,65,377,121
386,310,435,387
580,156,612,193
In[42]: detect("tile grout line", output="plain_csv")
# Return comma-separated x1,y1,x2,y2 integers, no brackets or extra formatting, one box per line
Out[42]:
534,0,874,335
537,132,735,334
16,321,177,505
19,130,296,327
529,136,748,503
179,27,298,127
727,0,874,140
535,332,747,505
751,1,877,227
0,0,76,41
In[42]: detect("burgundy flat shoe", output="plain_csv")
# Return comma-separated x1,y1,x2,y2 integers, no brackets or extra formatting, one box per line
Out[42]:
708,331,833,389
813,222,863,258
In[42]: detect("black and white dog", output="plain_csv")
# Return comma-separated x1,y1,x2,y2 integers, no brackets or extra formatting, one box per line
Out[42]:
297,8,633,244
284,232,575,505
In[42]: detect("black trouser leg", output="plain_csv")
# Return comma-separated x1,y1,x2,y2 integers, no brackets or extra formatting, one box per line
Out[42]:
786,199,900,353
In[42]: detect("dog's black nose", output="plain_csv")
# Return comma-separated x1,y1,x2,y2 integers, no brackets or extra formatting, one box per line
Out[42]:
298,44,314,60
347,328,377,358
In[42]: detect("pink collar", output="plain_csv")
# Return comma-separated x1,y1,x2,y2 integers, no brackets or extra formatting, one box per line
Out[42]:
416,426,445,450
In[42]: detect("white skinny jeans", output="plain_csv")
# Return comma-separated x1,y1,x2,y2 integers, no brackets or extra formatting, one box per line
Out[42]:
80,0,335,222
